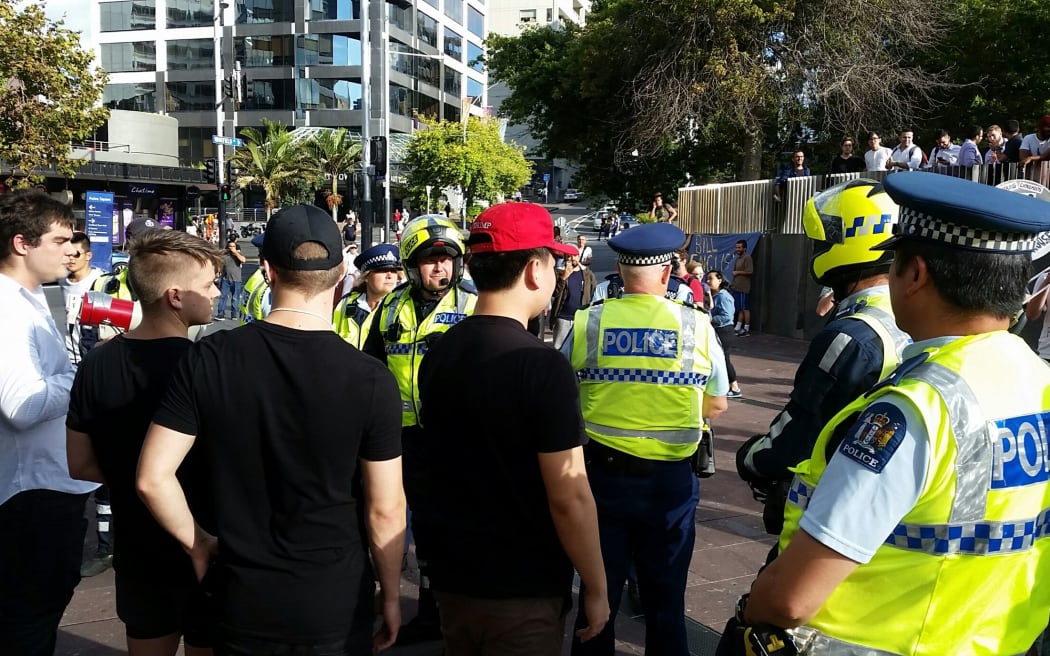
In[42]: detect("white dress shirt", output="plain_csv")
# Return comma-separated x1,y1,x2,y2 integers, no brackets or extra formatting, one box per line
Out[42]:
0,273,98,505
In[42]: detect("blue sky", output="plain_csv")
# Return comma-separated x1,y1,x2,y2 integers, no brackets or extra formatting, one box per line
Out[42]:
39,0,91,39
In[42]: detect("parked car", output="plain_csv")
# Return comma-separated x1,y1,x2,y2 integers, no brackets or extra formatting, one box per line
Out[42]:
563,188,582,202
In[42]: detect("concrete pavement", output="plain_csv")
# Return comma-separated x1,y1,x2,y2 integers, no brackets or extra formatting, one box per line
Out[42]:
55,330,806,655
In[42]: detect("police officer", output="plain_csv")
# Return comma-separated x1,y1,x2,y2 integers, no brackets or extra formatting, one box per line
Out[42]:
735,173,1050,655
239,233,270,324
736,179,911,536
332,243,400,348
361,215,477,643
565,222,729,656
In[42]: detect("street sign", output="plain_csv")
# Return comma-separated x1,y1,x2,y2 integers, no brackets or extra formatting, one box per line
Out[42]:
542,173,551,182
211,135,244,147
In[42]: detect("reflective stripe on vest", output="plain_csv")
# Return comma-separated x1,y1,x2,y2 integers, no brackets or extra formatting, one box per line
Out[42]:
790,626,899,656
845,295,910,380
583,420,700,445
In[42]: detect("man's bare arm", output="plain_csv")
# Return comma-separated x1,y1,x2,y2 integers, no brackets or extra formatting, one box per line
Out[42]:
538,447,609,641
361,456,407,651
703,393,729,422
66,428,105,483
137,422,215,579
744,530,858,627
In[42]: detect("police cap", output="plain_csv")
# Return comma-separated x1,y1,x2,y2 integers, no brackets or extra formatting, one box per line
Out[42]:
354,243,401,273
608,221,687,266
875,172,1050,253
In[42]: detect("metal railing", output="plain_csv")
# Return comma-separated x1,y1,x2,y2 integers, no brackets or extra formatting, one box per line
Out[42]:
679,162,1050,235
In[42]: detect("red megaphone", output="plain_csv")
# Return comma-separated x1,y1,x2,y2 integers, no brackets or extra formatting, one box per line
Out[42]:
79,292,142,330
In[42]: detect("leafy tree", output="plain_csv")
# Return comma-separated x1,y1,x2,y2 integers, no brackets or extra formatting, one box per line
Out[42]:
0,2,108,185
230,119,315,216
404,118,532,218
305,128,362,220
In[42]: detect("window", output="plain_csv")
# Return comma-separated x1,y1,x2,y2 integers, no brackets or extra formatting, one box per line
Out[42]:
417,12,438,48
166,0,210,28
103,82,157,111
235,0,295,24
444,28,462,61
310,0,360,20
165,81,216,111
99,0,155,32
445,102,460,123
443,66,461,96
298,34,361,66
242,78,297,110
235,35,294,67
467,42,483,72
467,77,483,100
420,0,437,7
299,79,362,110
101,42,156,72
444,0,463,24
390,48,439,85
519,9,535,23
387,2,411,31
467,6,484,37
546,8,553,22
179,127,218,165
167,39,214,70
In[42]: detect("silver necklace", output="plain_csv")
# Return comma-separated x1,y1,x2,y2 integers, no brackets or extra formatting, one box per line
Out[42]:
268,306,332,327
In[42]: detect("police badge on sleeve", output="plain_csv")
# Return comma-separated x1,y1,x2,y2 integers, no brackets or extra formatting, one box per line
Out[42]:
838,402,907,473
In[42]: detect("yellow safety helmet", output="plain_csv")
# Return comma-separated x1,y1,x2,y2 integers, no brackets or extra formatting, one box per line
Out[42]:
399,214,466,289
803,178,899,285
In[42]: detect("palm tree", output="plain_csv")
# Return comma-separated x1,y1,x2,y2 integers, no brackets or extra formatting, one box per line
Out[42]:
230,119,315,217
305,128,362,221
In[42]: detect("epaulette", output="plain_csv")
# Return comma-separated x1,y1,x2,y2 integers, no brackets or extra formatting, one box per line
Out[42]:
865,351,929,397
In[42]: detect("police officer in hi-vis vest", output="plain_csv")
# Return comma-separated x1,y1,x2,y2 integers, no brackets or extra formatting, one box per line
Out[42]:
727,173,1050,656
333,243,400,348
736,179,912,537
362,215,477,644
239,233,270,324
564,221,729,656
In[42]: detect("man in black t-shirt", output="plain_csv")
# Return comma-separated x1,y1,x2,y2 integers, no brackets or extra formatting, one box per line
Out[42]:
66,230,224,654
418,202,610,654
138,205,407,655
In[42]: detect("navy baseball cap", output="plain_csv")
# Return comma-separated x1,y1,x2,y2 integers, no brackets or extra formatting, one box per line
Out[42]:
354,244,401,272
875,173,1050,253
261,205,343,270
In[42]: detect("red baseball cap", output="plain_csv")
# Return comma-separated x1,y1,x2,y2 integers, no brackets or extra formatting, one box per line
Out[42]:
468,203,577,256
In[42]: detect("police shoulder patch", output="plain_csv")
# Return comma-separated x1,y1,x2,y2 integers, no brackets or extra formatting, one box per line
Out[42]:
838,402,907,474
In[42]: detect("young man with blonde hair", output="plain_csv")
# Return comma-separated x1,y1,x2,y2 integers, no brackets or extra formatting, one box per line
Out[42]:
138,205,406,655
66,230,223,656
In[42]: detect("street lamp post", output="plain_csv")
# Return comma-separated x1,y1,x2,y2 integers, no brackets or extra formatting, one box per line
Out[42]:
213,0,228,243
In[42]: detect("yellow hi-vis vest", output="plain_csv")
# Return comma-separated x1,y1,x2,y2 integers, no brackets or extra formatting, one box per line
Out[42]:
569,294,716,461
239,269,269,325
91,269,133,300
333,290,377,348
779,332,1050,656
377,283,477,427
838,286,911,380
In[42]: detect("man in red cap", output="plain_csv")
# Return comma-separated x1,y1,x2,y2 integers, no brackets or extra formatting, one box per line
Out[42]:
1020,115,1050,165
417,202,609,654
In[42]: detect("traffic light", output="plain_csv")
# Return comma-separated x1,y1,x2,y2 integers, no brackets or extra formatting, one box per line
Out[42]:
370,136,387,180
227,162,241,182
222,76,233,100
204,158,217,184
220,184,232,202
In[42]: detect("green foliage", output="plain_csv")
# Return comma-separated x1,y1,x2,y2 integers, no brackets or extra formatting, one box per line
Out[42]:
230,119,316,215
0,2,108,186
305,128,361,218
404,118,532,213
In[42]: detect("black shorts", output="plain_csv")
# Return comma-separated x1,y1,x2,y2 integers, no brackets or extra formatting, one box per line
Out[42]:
115,567,215,646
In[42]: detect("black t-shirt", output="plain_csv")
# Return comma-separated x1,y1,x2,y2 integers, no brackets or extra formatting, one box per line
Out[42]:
830,155,865,174
152,321,402,643
1004,134,1024,163
67,335,207,581
417,314,586,599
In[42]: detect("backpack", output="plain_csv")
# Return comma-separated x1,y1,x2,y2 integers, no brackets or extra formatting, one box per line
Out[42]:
908,145,929,168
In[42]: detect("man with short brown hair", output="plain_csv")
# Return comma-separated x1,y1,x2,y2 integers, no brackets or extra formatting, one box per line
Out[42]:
0,190,98,656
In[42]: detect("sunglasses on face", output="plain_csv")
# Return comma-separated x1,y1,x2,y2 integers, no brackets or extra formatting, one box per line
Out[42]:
69,251,87,259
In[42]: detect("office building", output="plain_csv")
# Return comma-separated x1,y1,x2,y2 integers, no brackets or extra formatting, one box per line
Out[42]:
93,0,489,167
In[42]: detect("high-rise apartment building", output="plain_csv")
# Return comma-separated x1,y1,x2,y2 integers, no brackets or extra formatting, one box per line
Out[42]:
93,0,489,166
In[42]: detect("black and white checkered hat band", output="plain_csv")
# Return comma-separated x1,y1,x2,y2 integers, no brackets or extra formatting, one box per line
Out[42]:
617,251,674,266
896,207,1038,252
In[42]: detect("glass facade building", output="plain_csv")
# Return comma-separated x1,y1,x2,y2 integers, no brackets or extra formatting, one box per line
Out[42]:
95,0,489,164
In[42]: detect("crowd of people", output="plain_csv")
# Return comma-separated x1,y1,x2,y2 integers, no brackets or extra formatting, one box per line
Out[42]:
3,165,1050,656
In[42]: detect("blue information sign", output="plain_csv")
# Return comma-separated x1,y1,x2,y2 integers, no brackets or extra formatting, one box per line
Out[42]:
85,191,114,272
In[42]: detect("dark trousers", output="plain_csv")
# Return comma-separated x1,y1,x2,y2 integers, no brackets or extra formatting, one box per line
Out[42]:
715,324,738,383
215,630,371,656
93,485,112,556
402,426,440,623
571,456,699,656
0,489,90,656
